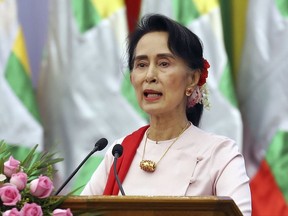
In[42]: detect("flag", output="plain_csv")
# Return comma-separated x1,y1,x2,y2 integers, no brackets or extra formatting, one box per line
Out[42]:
0,0,43,157
39,0,146,192
137,0,243,148
238,0,288,215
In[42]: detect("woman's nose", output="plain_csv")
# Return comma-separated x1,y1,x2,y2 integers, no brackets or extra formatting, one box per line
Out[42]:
145,66,157,83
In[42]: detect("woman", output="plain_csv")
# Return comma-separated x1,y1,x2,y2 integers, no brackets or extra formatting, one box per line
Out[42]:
81,14,251,215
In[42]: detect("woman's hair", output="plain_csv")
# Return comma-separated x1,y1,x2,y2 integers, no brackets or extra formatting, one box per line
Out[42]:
127,14,205,127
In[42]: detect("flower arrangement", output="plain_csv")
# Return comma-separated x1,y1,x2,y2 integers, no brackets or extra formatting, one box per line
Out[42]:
0,140,72,216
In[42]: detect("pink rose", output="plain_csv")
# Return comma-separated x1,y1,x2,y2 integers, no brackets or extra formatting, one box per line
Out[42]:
10,172,28,190
20,203,43,216
2,208,21,216
52,208,73,216
0,184,21,206
4,156,20,177
30,175,54,198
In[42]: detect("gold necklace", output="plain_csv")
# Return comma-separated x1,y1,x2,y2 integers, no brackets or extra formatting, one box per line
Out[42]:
140,122,190,172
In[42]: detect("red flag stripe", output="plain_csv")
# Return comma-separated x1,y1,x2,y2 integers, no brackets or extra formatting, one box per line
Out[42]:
125,0,141,33
250,160,288,216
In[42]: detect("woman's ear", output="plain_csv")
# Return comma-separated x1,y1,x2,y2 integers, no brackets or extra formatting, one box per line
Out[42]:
187,69,201,88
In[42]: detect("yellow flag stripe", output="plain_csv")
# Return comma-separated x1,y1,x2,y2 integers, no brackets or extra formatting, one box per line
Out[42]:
12,27,31,76
193,0,219,15
91,0,124,18
231,0,248,74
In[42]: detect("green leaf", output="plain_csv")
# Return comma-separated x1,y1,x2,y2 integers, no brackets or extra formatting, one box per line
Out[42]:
21,144,39,167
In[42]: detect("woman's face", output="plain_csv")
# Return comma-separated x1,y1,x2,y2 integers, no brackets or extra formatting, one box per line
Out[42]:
130,31,197,117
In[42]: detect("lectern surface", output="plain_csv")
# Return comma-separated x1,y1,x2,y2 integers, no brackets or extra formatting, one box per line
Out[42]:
60,196,242,216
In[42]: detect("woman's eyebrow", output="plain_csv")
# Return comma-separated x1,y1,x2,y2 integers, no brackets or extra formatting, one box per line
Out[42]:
157,53,175,59
134,53,175,61
134,55,148,61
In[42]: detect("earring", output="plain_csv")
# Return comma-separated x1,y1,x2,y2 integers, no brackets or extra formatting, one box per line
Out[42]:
186,88,193,96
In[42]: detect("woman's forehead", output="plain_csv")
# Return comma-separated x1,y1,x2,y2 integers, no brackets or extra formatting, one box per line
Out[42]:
134,32,171,55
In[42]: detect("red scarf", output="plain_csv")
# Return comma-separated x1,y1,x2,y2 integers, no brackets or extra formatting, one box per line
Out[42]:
103,125,149,195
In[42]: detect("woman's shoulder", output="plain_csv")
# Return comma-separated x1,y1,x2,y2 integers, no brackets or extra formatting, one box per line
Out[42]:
188,125,244,171
190,124,236,144
188,124,241,155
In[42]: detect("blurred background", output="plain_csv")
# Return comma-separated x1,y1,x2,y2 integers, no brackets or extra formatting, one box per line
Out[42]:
0,0,287,215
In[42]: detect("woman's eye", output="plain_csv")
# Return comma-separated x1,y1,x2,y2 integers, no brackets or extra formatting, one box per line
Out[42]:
135,62,146,68
159,61,169,67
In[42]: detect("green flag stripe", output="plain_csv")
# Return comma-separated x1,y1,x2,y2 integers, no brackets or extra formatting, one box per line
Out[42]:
172,0,200,25
5,53,41,122
219,63,238,107
219,0,234,71
72,0,102,33
275,0,288,17
266,130,288,202
121,71,148,120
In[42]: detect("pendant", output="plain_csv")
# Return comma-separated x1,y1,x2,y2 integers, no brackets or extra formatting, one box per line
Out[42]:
140,160,156,172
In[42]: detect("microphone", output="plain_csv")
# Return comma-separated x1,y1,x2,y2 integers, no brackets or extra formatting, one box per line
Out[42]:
55,138,108,195
112,144,125,195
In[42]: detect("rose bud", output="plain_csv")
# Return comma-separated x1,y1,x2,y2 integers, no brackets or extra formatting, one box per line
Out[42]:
52,208,73,216
0,184,21,206
0,173,7,184
20,203,43,216
30,175,54,198
2,207,21,216
10,172,28,190
4,156,20,177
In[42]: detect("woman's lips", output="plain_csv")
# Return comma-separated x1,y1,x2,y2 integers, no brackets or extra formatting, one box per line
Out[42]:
143,89,162,101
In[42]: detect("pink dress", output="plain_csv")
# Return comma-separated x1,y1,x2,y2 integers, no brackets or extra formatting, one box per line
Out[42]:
81,124,251,216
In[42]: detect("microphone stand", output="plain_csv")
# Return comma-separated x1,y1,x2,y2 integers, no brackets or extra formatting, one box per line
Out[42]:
55,138,108,195
113,153,125,196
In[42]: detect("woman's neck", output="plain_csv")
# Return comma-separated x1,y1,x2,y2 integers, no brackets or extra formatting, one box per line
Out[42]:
148,118,190,142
